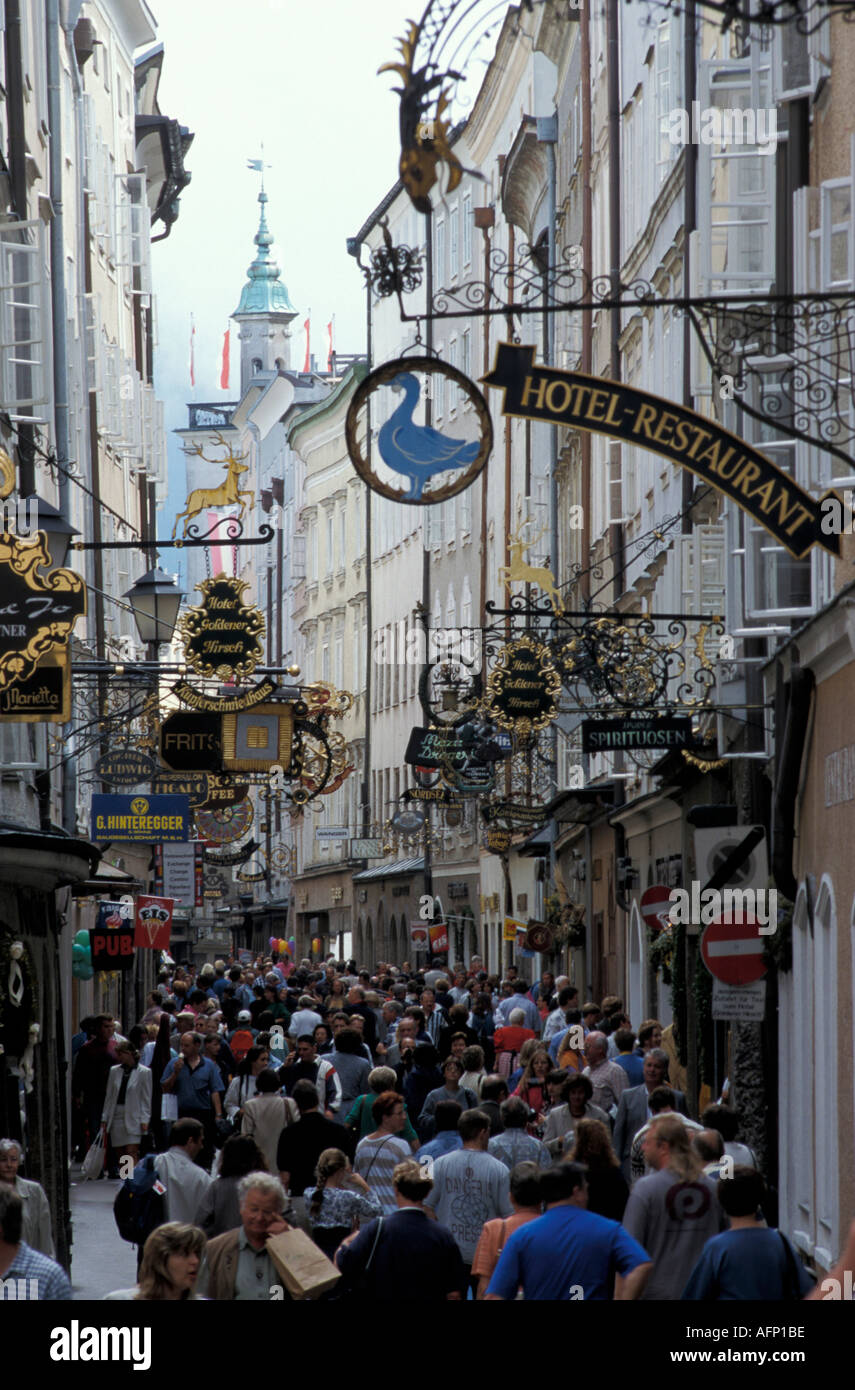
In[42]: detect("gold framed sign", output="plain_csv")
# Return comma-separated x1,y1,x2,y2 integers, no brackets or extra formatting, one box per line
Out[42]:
222,704,294,772
0,532,86,691
486,635,561,737
0,649,70,721
178,573,265,682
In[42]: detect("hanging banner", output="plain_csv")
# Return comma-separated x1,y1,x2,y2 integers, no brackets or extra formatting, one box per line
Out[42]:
96,749,158,785
162,842,201,907
203,837,259,867
96,901,133,932
134,895,174,950
503,916,525,942
410,922,429,953
482,343,842,560
428,921,449,954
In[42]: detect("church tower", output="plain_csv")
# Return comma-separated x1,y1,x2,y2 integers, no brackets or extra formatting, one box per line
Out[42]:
232,182,298,394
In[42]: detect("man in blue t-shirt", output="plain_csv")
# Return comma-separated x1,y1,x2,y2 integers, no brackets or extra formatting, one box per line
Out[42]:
486,1163,652,1301
160,1030,224,1170
682,1167,815,1300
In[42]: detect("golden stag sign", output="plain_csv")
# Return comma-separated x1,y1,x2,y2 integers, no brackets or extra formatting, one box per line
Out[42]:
173,431,254,538
498,518,564,615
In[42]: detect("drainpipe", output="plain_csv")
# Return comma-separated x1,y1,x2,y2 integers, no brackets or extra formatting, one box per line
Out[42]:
682,0,698,529
772,664,814,900
606,0,624,600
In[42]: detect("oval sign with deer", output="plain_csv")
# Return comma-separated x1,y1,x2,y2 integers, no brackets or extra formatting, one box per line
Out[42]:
178,574,266,683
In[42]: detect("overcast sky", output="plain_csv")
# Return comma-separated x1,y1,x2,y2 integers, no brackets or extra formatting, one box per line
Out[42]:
150,0,424,552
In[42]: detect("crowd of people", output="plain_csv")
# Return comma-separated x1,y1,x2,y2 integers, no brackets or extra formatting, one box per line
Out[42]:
1,949,851,1301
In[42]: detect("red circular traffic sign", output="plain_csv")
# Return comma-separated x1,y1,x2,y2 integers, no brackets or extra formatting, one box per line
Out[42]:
640,885,672,935
701,915,768,985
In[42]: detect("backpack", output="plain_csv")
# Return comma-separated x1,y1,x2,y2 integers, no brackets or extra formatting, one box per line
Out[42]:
113,1154,166,1246
229,1029,255,1064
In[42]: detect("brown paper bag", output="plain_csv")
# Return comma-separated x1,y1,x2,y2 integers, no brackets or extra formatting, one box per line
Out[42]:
266,1228,342,1300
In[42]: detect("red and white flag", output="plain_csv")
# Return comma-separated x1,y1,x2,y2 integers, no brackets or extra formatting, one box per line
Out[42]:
189,314,196,388
326,317,334,371
303,314,311,373
220,329,230,390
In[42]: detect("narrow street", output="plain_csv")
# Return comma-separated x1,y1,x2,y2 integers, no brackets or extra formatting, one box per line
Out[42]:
69,1166,138,1301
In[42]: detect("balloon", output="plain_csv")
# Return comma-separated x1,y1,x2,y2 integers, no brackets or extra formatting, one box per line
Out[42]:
72,959,94,981
72,944,87,961
74,930,91,947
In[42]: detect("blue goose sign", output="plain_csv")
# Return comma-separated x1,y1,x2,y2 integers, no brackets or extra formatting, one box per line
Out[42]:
345,355,492,504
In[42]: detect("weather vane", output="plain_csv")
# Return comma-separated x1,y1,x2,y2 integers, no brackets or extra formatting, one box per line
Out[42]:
247,147,272,191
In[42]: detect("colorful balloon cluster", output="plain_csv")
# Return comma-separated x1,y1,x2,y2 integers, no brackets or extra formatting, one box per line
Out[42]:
72,929,94,980
268,936,295,957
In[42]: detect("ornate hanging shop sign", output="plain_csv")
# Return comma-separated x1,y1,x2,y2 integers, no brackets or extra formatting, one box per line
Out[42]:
0,650,69,721
222,705,294,772
160,712,223,771
484,799,549,829
486,636,561,737
345,357,492,503
199,777,249,810
178,573,266,682
482,343,842,560
486,827,512,854
171,677,277,713
203,837,259,867
96,749,159,786
0,532,86,691
581,716,700,754
151,772,211,807
195,799,254,845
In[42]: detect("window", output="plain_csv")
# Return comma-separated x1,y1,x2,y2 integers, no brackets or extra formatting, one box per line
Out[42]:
326,511,334,575
334,631,344,689
309,521,318,581
461,328,471,386
449,203,459,275
462,191,472,267
434,349,445,418
322,643,330,682
435,220,446,288
339,503,347,562
654,19,674,187
697,39,776,293
0,221,47,409
448,338,458,412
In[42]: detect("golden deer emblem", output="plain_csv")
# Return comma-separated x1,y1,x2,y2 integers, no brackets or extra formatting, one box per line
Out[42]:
173,432,255,538
498,518,564,614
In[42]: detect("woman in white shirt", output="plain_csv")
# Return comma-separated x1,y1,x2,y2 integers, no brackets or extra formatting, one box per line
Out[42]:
223,1046,271,1122
101,1042,152,1165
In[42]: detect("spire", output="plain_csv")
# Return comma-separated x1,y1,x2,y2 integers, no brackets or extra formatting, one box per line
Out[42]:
233,171,297,318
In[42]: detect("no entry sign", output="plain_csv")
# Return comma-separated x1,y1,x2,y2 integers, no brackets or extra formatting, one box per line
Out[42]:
640,885,672,935
701,915,768,985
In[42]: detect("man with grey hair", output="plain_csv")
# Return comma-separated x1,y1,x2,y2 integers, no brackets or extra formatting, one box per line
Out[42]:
0,1186,70,1300
196,1171,292,1300
613,1049,688,1180
288,995,323,1039
0,1138,53,1256
582,1031,629,1115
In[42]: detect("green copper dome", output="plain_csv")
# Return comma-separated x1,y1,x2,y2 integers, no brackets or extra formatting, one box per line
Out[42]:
233,190,296,316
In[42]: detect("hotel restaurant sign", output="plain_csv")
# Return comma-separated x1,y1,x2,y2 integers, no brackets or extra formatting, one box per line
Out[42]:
483,344,841,560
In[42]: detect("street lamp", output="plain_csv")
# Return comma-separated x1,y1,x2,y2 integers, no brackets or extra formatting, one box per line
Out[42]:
25,495,79,570
124,567,184,647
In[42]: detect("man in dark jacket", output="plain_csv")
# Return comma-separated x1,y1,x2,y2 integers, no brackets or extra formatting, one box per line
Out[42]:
277,1080,354,1227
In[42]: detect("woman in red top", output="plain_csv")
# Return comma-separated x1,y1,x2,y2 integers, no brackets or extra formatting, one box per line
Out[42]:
513,1047,552,1118
492,1009,537,1079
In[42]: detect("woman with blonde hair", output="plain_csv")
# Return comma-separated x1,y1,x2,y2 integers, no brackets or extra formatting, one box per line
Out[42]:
303,1148,381,1258
104,1223,206,1300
